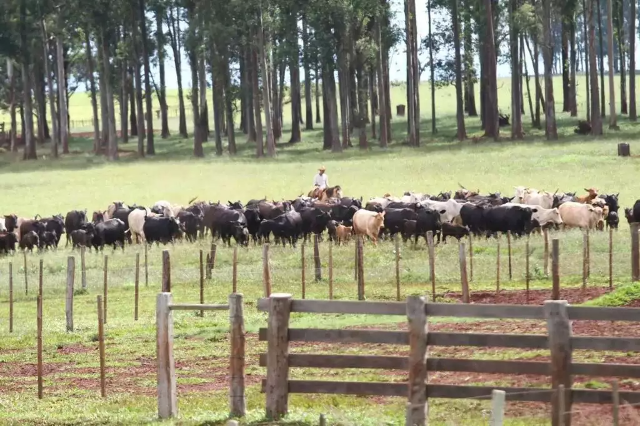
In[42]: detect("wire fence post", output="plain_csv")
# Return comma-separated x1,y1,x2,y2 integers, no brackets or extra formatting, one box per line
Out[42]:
232,247,238,293
609,228,614,289
301,244,306,299
81,246,87,290
66,256,75,332
97,295,106,398
544,228,550,276
395,235,401,301
468,235,473,282
489,389,505,426
162,250,171,292
632,223,639,282
9,262,13,333
135,253,140,321
38,258,43,297
103,255,108,325
552,239,560,300
544,301,573,426
37,295,43,399
507,231,512,281
23,251,28,295
496,236,501,294
612,380,620,426
313,234,321,282
427,231,435,300
263,244,272,297
459,243,469,304
199,250,204,317
328,243,334,300
229,293,246,417
357,236,365,300
144,243,149,287
525,238,530,303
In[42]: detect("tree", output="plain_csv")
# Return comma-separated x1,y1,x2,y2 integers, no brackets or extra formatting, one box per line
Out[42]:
41,21,59,158
509,0,523,138
428,0,436,133
155,2,170,138
20,0,36,160
139,0,155,154
56,14,70,154
302,15,314,129
606,0,618,128
482,0,499,139
541,0,558,139
452,0,466,140
405,0,419,146
588,0,603,134
166,4,188,137
630,0,637,120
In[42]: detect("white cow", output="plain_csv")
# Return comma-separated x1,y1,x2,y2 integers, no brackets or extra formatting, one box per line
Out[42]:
128,208,157,243
152,200,176,218
0,218,6,232
523,190,553,209
503,203,563,227
558,202,602,229
422,199,466,224
513,186,531,204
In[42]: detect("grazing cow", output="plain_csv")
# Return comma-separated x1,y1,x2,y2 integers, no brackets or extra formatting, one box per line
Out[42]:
352,210,385,246
366,197,396,211
93,219,128,251
523,190,553,209
4,214,18,232
598,193,620,214
111,205,140,229
0,232,18,254
202,204,247,240
177,210,201,242
577,188,599,204
41,231,58,250
552,192,577,208
558,202,602,229
402,220,417,243
65,210,87,247
18,219,46,244
243,208,262,243
440,223,470,243
336,225,353,245
70,229,94,250
483,205,534,237
607,211,620,229
143,216,183,245
20,231,39,252
414,208,443,244
105,202,127,220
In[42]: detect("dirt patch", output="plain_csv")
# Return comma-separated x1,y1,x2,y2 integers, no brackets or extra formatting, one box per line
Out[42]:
442,287,613,305
56,344,95,355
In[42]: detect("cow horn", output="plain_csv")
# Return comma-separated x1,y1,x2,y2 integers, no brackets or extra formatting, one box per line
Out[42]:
552,189,559,196
188,196,198,205
458,182,467,189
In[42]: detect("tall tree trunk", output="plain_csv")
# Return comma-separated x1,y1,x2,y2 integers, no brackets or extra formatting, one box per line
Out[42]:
42,24,58,158
129,73,137,137
597,0,606,117
452,0,466,139
617,0,627,114
542,0,558,139
100,34,118,160
156,7,170,138
223,54,237,155
527,36,542,128
463,5,477,117
428,0,437,132
405,0,416,146
302,16,313,129
290,17,302,144
120,38,129,144
561,19,571,112
337,33,350,149
582,1,591,121
510,0,523,138
483,0,499,139
315,60,321,123
242,46,256,141
258,8,276,157
369,67,377,139
521,36,535,126
569,22,577,116
84,32,100,153
374,16,388,148
167,6,188,137
630,0,637,120
323,58,341,152
212,55,223,155
7,59,17,152
606,0,618,128
132,13,145,156
21,2,36,160
252,44,264,157
139,0,155,154
588,0,603,133
200,57,210,139
33,62,46,145
190,52,204,157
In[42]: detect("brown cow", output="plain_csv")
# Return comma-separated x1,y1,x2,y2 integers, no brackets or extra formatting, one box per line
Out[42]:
336,225,352,245
577,188,599,204
352,210,385,246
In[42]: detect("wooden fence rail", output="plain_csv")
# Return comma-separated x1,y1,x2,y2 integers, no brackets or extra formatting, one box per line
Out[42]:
156,292,245,419
257,296,640,426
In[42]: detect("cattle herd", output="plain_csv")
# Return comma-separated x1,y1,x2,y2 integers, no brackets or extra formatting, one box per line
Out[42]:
0,186,638,254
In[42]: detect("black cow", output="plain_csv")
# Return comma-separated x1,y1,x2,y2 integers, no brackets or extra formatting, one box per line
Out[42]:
383,208,418,237
598,193,620,213
4,214,18,232
606,211,620,230
327,220,339,242
402,220,417,243
325,204,358,226
220,221,249,246
440,223,470,243
386,202,423,210
339,197,363,209
70,229,94,249
0,232,17,254
414,208,442,244
42,215,64,247
65,210,87,247
459,204,489,236
41,231,58,250
259,213,301,247
244,208,263,243
92,211,105,224
112,206,140,229
20,231,39,252
553,192,577,209
202,204,247,240
177,211,201,242
299,207,332,241
143,216,182,245
625,200,640,224
483,205,533,237
93,219,128,251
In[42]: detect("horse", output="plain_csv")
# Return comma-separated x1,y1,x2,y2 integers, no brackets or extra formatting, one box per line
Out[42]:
308,185,343,201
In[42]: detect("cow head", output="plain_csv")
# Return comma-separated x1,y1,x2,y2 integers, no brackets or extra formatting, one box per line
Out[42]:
228,201,244,210
92,211,105,224
626,208,635,224
607,211,620,229
4,214,17,232
374,211,386,228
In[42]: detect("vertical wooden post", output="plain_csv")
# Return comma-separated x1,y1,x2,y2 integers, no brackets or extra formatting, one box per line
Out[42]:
405,295,427,426
207,243,217,279
468,236,473,282
329,243,334,300
97,295,106,398
609,228,614,289
357,236,365,300
9,262,13,333
586,229,590,278
262,244,271,297
459,243,469,303
144,243,149,287
199,250,204,317
81,246,87,290
265,293,292,420
319,414,327,426
313,234,321,282
427,231,435,300
395,235,401,301
354,240,358,281
38,258,43,297
632,223,639,281
103,255,108,325
525,238,530,303
157,292,177,418
23,250,28,295
66,256,75,332
612,380,620,426
162,250,171,292
552,239,560,300
301,244,306,299
582,231,588,290
507,231,512,281
544,301,573,426
37,295,43,399
135,253,140,321
496,236,501,294
558,384,566,426
544,228,550,276
229,293,246,417
489,389,506,426
232,247,238,293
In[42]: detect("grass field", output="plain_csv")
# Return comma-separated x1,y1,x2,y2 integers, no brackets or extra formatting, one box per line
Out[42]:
1,75,640,424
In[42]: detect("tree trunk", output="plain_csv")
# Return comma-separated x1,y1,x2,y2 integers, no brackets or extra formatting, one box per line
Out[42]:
483,0,499,139
374,17,388,148
597,0,606,117
242,46,256,141
337,34,350,149
569,22,577,116
83,31,100,152
258,9,276,157
630,0,637,120
252,43,264,157
53,32,68,152
139,0,155,154
315,60,321,123
33,62,46,145
120,58,129,144
561,20,571,112
510,0,523,138
223,54,236,155
528,37,542,128
290,20,302,143
582,0,591,121
323,59,341,153
167,6,188,137
190,52,204,157
132,12,145,156
20,2,36,160
405,0,416,146
200,57,210,139
42,24,59,158
463,5,477,117
7,59,17,152
369,67,377,139
129,73,137,137
542,0,558,139
428,0,437,132
617,0,627,114
606,0,618,128
302,16,313,129
212,53,224,155
156,7,170,138
99,34,118,160
521,36,535,126
588,0,603,133
452,0,466,139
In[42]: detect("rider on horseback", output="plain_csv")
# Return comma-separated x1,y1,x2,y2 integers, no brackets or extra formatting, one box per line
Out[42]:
312,166,328,199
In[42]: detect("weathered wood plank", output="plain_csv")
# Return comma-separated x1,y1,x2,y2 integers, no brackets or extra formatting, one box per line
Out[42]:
426,303,544,319
428,358,550,375
567,306,640,322
571,362,640,378
265,293,292,420
406,295,428,426
169,304,229,311
259,353,409,370
427,385,551,402
257,298,406,315
258,328,410,345
156,292,177,419
65,256,74,332
572,336,640,351
544,301,573,426
571,389,640,404
229,293,245,417
287,380,407,397
428,332,548,349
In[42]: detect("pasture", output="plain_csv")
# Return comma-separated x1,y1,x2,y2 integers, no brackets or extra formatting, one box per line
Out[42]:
2,78,640,424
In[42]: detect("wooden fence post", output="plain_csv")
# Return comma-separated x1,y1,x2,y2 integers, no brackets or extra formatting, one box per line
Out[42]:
266,293,292,420
162,250,171,292
552,239,560,300
81,246,87,290
263,244,271,297
609,228,614,289
103,255,108,325
135,253,140,321
232,247,238,293
157,292,177,418
97,295,106,398
37,295,43,399
405,295,427,426
395,235,401,301
427,231,435,300
207,243,217,279
144,243,149,287
199,250,205,317
586,229,590,278
526,238,530,303
507,231,512,281
489,389,506,426
544,300,573,426
38,259,43,297
354,240,358,281
229,293,246,417
582,231,588,290
632,223,639,282
612,380,620,426
329,243,334,300
23,251,28,295
544,228,550,276
459,243,469,304
301,244,306,299
9,262,13,333
468,236,473,282
66,256,75,332
496,236,501,294
313,234,322,282
357,237,365,300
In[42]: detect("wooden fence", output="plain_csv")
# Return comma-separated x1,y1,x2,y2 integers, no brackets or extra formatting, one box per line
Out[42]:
257,295,640,425
156,292,246,419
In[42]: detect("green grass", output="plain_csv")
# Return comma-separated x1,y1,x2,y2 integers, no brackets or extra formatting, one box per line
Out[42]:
0,74,639,424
